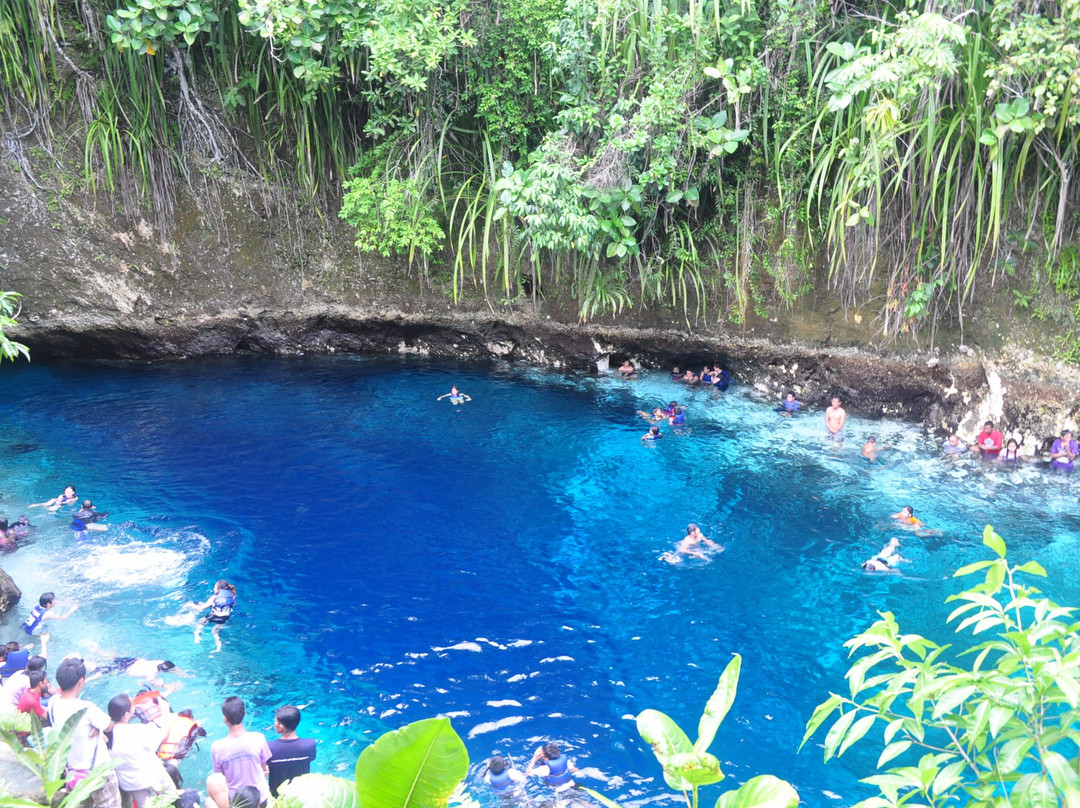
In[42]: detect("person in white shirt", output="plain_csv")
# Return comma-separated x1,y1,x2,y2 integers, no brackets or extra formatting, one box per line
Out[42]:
107,693,174,808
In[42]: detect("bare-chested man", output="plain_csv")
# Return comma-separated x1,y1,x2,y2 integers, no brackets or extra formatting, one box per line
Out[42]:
825,396,847,442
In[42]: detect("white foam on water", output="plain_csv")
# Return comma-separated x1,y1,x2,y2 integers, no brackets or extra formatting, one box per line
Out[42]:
76,544,194,587
540,656,574,663
486,699,522,708
433,641,483,653
467,715,525,738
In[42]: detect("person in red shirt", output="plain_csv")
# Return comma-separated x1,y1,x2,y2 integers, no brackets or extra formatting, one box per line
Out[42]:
972,420,1004,457
17,670,49,719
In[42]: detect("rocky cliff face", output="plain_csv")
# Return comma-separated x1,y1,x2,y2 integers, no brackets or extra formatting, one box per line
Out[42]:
3,161,1078,455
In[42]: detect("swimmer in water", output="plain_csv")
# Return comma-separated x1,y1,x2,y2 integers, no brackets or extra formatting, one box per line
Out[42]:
636,408,665,422
891,505,940,537
862,537,908,573
642,425,663,442
668,407,686,427
436,386,471,405
186,579,237,653
781,391,801,414
30,485,78,511
861,435,889,464
71,499,108,532
617,360,637,377
662,524,722,563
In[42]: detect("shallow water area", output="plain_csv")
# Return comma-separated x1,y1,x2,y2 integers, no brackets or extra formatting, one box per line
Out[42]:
0,356,1077,806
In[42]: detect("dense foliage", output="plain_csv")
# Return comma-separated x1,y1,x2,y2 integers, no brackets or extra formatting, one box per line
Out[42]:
805,526,1080,808
2,0,1079,337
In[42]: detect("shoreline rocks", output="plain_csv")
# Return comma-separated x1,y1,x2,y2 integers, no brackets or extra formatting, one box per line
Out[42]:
13,306,1080,453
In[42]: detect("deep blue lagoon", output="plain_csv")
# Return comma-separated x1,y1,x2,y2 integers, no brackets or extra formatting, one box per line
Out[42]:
1,357,1078,806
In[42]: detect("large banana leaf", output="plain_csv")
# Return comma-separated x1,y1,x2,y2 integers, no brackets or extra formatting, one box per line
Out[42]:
695,655,741,755
714,775,799,808
278,773,361,808
354,717,468,808
665,751,725,788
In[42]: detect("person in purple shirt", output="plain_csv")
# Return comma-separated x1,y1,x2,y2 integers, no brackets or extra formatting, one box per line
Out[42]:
267,705,317,796
1050,429,1078,470
206,696,271,808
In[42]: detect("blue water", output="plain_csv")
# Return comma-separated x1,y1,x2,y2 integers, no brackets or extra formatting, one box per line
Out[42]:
1,357,1078,806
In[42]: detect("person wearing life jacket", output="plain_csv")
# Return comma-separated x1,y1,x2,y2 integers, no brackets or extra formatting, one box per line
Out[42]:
485,755,528,803
157,709,206,761
526,742,579,794
107,692,175,806
21,592,78,638
191,579,237,652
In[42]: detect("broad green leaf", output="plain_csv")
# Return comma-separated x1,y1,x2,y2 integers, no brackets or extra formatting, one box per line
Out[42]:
355,717,468,808
1015,561,1047,577
637,709,693,760
714,775,799,808
666,750,724,787
279,773,361,808
823,709,856,760
983,526,1006,558
695,655,741,754
953,560,993,578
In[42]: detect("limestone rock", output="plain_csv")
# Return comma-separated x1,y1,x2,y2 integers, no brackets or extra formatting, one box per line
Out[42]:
0,568,20,618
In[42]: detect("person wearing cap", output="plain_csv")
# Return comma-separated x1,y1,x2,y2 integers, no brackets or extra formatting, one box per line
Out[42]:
1050,429,1078,470
47,658,122,806
971,421,1004,457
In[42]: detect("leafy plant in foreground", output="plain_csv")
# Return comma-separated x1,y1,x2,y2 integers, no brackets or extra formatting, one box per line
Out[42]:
589,655,798,808
0,710,115,808
0,291,29,363
804,525,1080,808
277,716,469,808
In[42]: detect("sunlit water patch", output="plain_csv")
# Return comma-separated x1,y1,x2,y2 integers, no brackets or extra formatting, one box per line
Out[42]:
0,356,1076,807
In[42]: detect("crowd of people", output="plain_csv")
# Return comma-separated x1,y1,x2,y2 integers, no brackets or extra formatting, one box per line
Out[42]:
2,483,318,808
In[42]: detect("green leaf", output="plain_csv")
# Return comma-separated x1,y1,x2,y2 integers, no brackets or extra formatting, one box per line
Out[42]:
953,560,993,578
582,787,625,808
800,694,841,749
838,715,876,756
704,66,723,79
983,525,1006,558
637,709,693,759
878,741,911,767
355,717,468,808
823,709,856,759
1014,561,1047,577
278,773,361,808
714,775,799,808
695,655,741,755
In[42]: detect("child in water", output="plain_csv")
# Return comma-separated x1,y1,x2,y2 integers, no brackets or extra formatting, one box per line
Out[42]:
173,580,237,653
437,386,471,405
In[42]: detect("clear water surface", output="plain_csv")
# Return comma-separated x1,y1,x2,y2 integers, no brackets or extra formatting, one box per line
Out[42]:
0,357,1077,807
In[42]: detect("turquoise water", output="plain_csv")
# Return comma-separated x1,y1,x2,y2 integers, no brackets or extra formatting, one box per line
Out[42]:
0,357,1077,806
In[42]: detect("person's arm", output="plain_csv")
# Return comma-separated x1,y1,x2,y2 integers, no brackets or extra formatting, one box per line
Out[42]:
525,746,545,777
462,394,472,401
46,604,79,622
436,393,449,400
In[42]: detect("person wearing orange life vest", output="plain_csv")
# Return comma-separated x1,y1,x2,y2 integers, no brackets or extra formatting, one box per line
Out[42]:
108,693,174,808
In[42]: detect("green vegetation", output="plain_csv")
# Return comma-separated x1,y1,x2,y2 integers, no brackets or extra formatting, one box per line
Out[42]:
0,292,29,362
2,0,1078,337
625,654,800,808
0,710,115,808
804,526,1080,808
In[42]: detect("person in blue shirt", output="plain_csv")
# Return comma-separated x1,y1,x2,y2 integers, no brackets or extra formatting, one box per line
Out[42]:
782,391,801,413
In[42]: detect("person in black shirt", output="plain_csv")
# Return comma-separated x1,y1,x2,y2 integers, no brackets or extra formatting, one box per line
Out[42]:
267,705,316,796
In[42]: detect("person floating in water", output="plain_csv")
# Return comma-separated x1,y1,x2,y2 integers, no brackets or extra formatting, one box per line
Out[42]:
636,408,665,422
437,386,471,405
29,485,78,511
71,499,108,532
891,505,939,537
861,436,889,464
526,743,580,800
662,523,722,563
668,407,686,427
781,391,801,414
616,360,637,377
485,755,530,804
825,396,847,442
1000,438,1022,464
183,579,237,653
642,426,662,442
862,537,908,573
